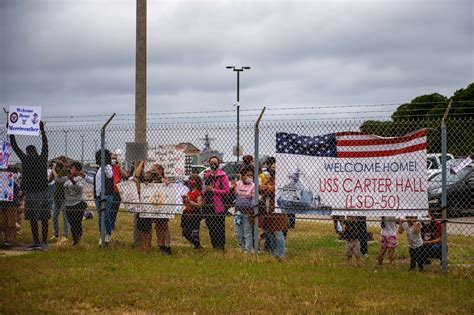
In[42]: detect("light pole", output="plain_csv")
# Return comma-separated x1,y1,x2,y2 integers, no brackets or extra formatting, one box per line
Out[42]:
226,66,251,163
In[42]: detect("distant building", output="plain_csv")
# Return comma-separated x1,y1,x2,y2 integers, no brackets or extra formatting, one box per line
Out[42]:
177,142,201,175
199,135,224,165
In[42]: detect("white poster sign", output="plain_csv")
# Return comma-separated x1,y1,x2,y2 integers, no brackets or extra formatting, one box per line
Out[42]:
117,180,141,214
7,106,42,136
275,130,428,217
146,145,186,178
139,183,177,219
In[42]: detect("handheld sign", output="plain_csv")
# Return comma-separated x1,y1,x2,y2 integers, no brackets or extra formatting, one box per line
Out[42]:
7,106,42,136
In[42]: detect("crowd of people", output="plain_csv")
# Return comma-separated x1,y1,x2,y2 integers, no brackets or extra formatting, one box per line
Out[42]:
0,122,444,269
334,209,443,271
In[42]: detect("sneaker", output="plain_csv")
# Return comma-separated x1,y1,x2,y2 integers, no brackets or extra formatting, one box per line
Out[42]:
98,238,103,246
50,235,58,241
25,243,41,251
1,242,14,249
105,234,111,243
159,246,171,255
39,243,48,251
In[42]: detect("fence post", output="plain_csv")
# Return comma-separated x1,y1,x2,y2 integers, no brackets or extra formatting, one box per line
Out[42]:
253,107,266,254
440,100,452,273
100,113,116,248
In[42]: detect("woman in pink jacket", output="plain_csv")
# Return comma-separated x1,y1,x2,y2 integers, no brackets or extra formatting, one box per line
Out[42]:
202,156,230,250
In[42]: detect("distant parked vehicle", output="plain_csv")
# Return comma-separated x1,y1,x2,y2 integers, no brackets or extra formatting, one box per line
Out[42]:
221,162,245,181
428,166,473,217
427,153,455,177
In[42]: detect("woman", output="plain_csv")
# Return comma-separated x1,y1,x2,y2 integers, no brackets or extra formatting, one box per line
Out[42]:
134,161,172,254
260,161,288,259
202,156,230,250
50,156,70,242
110,152,128,232
85,150,114,245
53,161,87,246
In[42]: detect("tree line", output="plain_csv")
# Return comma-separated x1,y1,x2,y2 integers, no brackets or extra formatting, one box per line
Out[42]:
360,83,474,156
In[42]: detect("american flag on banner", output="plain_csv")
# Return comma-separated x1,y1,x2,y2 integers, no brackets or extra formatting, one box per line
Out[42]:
275,129,428,217
276,129,427,157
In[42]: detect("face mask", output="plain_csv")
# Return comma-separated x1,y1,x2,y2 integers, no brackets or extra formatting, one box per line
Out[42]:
244,178,253,184
210,163,218,171
111,159,117,165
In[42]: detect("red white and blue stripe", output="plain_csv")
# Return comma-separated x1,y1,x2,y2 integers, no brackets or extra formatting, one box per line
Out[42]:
276,129,427,158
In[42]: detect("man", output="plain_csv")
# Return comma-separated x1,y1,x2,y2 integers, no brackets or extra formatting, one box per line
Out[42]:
10,121,50,251
422,209,443,263
110,152,128,232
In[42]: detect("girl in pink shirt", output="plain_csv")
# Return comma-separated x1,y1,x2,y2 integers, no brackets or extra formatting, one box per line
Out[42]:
232,167,255,253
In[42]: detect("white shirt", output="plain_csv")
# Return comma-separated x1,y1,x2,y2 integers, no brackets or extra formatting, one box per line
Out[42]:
85,165,113,197
47,169,55,186
381,216,397,237
401,222,423,249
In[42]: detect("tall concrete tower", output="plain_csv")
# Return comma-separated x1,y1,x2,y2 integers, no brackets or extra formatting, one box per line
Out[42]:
135,0,147,143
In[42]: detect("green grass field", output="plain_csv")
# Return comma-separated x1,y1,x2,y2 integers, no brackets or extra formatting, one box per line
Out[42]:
1,212,473,314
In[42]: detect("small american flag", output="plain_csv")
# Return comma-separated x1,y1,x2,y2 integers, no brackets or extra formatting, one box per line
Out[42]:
276,129,427,158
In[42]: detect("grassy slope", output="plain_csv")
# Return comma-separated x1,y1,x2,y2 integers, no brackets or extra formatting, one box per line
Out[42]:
0,214,473,314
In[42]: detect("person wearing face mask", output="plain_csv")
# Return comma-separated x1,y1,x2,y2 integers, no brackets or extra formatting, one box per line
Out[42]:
84,150,114,246
231,167,255,253
50,156,70,242
202,156,230,250
260,160,288,259
53,161,87,246
10,121,51,251
181,174,203,249
110,153,128,233
134,161,172,253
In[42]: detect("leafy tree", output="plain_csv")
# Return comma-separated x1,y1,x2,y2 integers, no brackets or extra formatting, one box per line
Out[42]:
359,83,473,155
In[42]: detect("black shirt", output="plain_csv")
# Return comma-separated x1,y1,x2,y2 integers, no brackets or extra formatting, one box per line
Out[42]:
344,221,360,241
10,132,48,193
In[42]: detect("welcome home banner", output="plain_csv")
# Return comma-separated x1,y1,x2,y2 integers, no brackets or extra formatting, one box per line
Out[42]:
275,130,428,217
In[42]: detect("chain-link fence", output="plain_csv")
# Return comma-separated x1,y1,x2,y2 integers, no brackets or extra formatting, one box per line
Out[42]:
0,113,472,274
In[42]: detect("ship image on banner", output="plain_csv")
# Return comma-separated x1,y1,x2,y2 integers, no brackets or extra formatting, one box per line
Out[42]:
275,130,428,217
277,168,332,215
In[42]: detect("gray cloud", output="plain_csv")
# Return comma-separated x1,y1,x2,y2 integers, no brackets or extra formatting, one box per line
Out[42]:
0,0,472,122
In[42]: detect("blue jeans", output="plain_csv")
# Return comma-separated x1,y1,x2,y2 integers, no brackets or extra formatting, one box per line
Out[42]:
265,231,285,258
52,199,69,237
234,211,253,253
94,195,113,236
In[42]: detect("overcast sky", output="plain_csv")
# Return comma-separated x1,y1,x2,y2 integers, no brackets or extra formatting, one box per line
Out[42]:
0,0,472,124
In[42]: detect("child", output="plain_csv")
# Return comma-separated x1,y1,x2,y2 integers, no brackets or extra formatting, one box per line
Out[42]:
342,216,362,264
54,162,87,246
181,175,203,249
398,216,424,272
232,167,255,253
377,216,398,265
